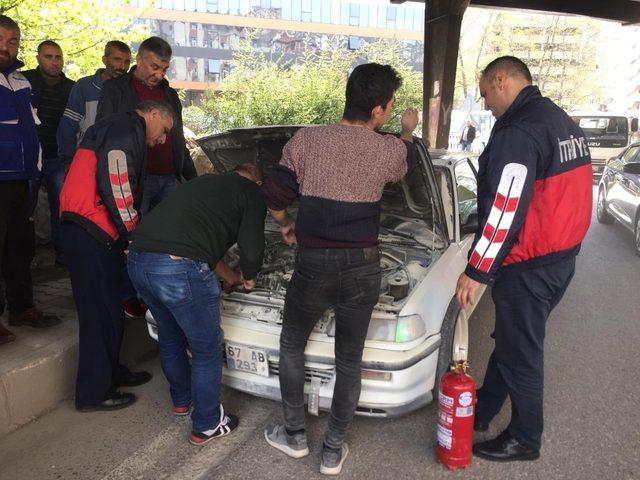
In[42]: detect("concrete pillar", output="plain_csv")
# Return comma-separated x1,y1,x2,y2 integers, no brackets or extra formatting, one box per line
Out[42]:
423,0,469,149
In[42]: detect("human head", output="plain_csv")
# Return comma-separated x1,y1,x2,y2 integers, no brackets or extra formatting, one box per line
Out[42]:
135,100,175,147
103,40,131,79
466,120,472,127
36,40,63,77
0,15,20,71
134,36,172,88
343,63,402,129
235,163,262,185
479,56,532,118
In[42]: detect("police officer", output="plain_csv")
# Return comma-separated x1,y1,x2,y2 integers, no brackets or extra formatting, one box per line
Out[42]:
455,56,592,461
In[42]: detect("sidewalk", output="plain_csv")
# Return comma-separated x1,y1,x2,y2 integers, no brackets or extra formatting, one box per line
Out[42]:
0,249,157,436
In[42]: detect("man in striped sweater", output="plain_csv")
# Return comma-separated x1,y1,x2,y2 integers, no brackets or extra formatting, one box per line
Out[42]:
23,40,75,266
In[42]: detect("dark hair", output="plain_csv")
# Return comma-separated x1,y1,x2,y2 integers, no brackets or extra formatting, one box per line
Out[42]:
0,14,20,34
104,40,131,57
136,99,176,123
37,40,61,54
482,56,532,83
343,63,402,122
138,36,172,61
235,163,262,183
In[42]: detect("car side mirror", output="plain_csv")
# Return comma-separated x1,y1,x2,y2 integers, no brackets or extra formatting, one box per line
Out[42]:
461,213,479,235
631,118,639,133
623,162,640,175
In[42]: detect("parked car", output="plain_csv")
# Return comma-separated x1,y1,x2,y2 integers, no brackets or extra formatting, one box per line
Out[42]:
597,142,640,255
145,126,485,417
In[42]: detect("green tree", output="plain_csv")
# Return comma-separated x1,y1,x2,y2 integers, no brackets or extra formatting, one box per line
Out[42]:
201,34,423,132
0,0,148,79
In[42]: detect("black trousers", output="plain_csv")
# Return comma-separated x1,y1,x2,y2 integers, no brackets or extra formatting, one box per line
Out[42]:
476,256,575,450
62,222,127,407
279,247,381,450
0,180,35,316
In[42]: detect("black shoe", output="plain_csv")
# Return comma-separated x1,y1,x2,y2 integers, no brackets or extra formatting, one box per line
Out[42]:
473,430,540,462
77,392,137,412
115,370,152,387
474,417,489,432
9,307,61,328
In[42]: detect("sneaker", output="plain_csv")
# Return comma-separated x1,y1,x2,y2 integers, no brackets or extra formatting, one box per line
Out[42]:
173,404,192,416
123,297,147,319
320,443,349,475
189,405,238,445
264,424,309,458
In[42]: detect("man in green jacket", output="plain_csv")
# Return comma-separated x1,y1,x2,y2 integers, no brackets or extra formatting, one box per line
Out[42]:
127,163,266,445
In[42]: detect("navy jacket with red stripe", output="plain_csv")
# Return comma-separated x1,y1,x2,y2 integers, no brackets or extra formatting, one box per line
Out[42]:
465,85,592,285
59,111,147,247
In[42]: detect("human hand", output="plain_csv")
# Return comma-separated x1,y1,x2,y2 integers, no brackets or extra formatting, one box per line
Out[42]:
455,273,481,310
222,269,242,293
242,277,257,290
280,221,297,246
401,108,419,136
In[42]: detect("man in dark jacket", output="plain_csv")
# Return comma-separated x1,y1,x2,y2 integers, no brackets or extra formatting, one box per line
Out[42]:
96,36,197,213
96,36,197,318
128,163,265,445
0,15,60,344
59,99,174,411
23,40,75,265
455,56,592,461
459,120,476,151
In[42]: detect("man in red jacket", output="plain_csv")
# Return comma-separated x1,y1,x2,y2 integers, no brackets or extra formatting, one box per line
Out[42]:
456,56,591,462
60,99,174,411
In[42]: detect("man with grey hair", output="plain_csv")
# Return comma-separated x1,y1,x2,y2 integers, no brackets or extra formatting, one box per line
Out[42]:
59,99,175,411
455,56,591,461
96,35,196,319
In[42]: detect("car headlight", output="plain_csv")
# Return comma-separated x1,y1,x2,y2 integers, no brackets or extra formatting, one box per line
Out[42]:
364,313,426,343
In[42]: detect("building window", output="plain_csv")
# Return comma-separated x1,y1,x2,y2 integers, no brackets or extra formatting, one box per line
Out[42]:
348,36,361,50
301,0,312,22
386,6,397,29
207,0,218,12
349,3,359,26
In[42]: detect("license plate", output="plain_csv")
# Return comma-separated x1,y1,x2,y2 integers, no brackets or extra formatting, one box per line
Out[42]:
225,342,269,377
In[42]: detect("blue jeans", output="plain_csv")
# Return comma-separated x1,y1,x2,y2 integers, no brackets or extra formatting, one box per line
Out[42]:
140,174,177,216
460,140,472,152
127,250,223,432
30,158,65,254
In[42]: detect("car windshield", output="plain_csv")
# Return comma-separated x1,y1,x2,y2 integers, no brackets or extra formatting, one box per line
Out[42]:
573,116,628,140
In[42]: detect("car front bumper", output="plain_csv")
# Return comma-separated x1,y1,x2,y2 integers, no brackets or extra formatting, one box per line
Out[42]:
147,318,441,418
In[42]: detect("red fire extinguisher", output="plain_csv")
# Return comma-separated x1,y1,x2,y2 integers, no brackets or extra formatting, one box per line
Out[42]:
436,361,476,470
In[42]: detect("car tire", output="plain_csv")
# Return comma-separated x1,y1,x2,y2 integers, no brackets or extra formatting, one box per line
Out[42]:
431,299,469,399
635,214,640,257
596,187,614,224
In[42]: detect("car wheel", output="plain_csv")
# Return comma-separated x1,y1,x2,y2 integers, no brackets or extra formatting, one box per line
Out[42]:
432,299,469,399
596,187,614,224
635,214,640,257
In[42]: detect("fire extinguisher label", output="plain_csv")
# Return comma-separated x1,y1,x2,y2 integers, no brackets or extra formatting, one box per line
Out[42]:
459,391,473,407
437,424,453,450
439,391,454,407
456,406,474,417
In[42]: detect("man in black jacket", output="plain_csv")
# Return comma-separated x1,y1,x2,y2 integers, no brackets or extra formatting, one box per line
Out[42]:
455,56,591,462
60,99,175,411
23,40,75,265
96,36,197,318
459,120,476,151
96,36,197,212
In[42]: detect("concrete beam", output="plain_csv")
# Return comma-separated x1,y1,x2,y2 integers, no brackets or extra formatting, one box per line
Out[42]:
422,0,470,149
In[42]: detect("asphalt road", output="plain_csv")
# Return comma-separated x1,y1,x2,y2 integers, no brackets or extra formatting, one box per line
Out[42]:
0,193,639,480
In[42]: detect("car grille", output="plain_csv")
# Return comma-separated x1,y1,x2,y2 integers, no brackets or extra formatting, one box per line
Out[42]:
267,359,334,385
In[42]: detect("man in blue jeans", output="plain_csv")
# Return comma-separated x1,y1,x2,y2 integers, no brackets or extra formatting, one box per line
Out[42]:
127,163,266,445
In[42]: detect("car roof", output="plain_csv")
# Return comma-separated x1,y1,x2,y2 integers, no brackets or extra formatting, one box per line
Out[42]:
568,111,630,118
430,149,478,167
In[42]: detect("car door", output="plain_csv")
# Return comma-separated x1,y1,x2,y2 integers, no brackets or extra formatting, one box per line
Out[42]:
607,145,639,224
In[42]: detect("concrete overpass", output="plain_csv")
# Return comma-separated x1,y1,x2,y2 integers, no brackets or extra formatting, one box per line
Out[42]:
416,0,640,147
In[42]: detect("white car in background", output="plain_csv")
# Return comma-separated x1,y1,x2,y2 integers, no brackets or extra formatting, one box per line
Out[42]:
146,127,485,417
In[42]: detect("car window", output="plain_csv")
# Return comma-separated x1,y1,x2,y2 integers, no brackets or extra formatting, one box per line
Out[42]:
455,160,478,228
622,146,640,163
